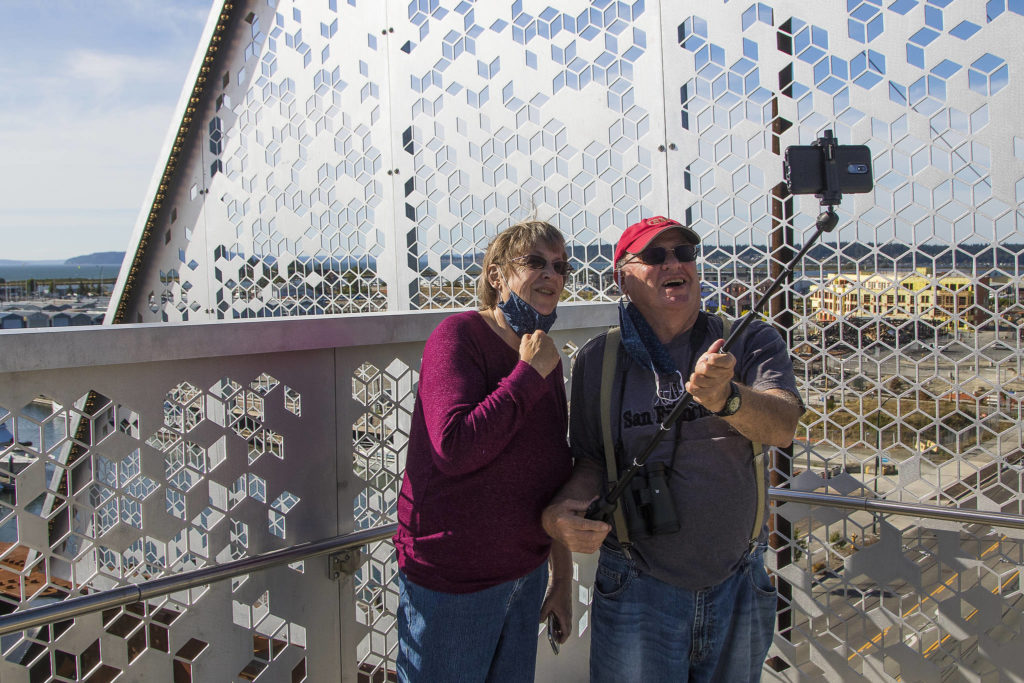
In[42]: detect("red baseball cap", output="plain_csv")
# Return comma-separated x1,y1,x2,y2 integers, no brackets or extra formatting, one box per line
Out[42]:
613,216,700,277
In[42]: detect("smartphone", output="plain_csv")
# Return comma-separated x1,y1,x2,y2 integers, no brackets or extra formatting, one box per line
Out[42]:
784,144,873,195
546,613,561,655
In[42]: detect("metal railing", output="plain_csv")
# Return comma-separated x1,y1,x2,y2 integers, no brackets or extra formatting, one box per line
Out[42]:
0,525,397,637
771,489,1024,530
5,488,1024,638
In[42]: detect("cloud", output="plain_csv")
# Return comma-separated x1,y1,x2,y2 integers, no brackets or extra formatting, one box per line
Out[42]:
0,0,211,259
0,101,176,207
0,209,138,260
67,48,183,99
117,0,212,31
0,100,176,259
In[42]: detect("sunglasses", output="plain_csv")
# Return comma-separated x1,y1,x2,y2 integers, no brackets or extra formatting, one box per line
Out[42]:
509,254,574,276
627,244,697,266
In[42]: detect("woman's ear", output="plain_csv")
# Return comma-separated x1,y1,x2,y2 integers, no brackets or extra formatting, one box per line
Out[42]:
487,263,503,291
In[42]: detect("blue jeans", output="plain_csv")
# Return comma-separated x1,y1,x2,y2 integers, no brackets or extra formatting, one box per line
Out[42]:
396,562,547,682
590,545,777,683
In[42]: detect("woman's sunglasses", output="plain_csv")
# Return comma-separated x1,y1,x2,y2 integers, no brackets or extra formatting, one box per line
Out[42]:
627,244,697,266
509,254,574,276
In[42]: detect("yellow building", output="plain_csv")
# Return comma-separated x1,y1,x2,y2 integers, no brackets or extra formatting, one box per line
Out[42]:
808,268,991,329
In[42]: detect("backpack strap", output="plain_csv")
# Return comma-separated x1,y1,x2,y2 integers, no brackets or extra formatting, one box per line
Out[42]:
750,447,766,545
718,313,766,545
600,327,632,549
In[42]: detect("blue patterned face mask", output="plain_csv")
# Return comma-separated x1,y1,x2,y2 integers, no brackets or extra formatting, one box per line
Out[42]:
496,271,557,336
618,300,684,407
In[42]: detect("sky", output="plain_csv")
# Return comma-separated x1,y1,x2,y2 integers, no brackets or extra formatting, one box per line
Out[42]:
0,0,212,261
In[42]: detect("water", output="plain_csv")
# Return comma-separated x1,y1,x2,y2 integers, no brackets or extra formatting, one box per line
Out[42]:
0,264,121,282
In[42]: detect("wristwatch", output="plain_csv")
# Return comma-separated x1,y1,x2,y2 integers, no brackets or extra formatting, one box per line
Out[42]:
715,381,742,417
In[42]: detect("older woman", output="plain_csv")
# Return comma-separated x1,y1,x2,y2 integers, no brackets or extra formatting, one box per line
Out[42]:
394,219,574,682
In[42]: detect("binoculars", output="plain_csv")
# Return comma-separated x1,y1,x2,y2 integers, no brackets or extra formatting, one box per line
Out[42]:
620,461,680,539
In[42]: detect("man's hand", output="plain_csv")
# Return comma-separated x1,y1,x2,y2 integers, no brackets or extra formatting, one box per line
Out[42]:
686,338,737,413
541,499,611,554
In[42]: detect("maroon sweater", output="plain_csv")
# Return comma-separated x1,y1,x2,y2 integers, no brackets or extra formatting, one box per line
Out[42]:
394,311,572,593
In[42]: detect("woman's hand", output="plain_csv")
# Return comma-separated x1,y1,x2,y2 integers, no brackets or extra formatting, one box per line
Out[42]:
541,541,573,645
520,330,560,377
539,578,572,645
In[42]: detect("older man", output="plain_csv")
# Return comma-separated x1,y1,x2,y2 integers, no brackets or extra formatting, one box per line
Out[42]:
543,216,803,682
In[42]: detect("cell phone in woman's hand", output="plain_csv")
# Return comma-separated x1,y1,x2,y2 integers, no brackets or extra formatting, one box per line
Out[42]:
546,612,561,654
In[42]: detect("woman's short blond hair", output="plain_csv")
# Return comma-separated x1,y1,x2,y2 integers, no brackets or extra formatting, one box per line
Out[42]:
477,220,566,309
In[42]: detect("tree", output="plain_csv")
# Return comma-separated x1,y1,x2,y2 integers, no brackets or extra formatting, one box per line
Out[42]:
885,376,910,395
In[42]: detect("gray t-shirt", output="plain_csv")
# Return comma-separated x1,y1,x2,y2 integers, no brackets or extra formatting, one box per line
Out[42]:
570,312,800,590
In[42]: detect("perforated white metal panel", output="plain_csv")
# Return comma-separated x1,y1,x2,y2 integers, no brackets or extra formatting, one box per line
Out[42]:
23,0,1024,679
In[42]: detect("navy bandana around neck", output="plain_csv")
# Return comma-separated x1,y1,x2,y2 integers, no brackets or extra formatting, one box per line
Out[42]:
496,274,557,336
618,301,684,406
619,301,676,375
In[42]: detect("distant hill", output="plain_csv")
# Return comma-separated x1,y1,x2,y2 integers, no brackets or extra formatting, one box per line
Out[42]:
64,252,125,266
0,259,62,266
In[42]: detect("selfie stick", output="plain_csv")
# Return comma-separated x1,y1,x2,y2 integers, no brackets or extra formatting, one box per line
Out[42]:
585,130,848,524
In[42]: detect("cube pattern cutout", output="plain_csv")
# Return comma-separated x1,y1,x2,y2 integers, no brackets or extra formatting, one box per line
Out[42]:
1,376,311,681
